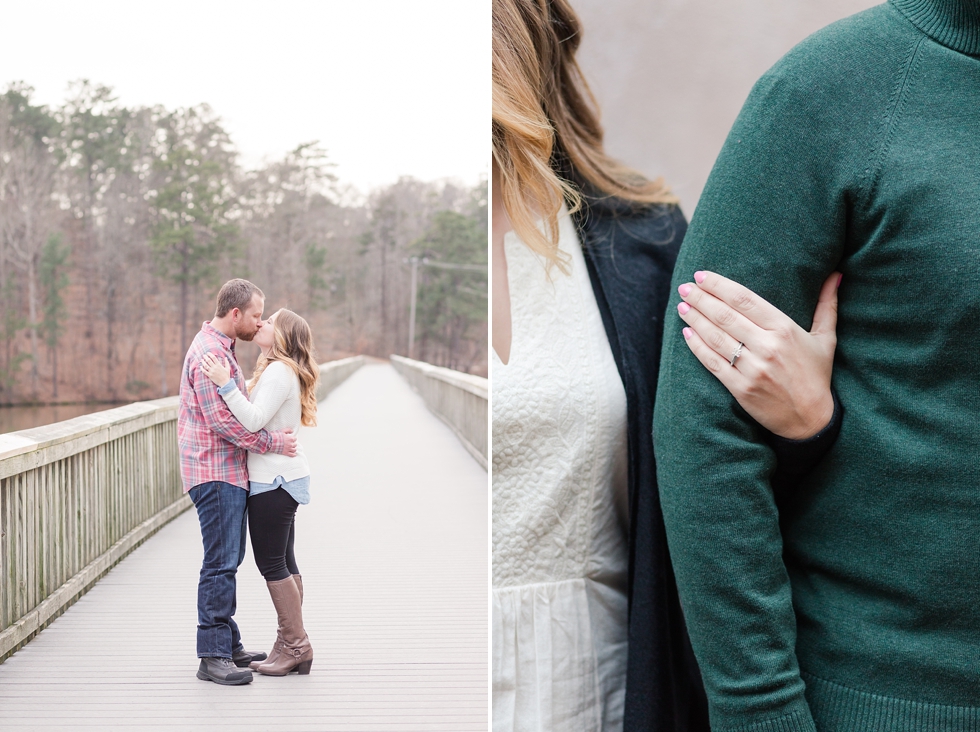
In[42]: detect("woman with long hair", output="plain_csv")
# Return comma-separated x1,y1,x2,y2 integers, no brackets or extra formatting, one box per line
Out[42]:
492,1,843,730
201,307,320,676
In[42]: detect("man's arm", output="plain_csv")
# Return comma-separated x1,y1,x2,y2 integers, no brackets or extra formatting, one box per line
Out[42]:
652,33,886,731
192,359,289,454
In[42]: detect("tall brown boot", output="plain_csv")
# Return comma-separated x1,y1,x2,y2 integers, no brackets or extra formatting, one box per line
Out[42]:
255,577,312,676
250,574,304,671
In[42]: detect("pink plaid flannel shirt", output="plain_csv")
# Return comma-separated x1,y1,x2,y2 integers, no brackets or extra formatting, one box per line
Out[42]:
177,321,285,492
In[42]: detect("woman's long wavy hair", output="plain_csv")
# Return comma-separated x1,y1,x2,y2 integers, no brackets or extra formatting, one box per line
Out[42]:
248,309,320,427
493,0,677,269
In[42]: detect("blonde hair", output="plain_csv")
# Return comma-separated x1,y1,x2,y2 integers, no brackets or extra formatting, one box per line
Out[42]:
492,0,677,269
248,309,320,427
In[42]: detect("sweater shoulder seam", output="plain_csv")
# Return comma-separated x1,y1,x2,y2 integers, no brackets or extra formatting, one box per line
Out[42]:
862,33,925,204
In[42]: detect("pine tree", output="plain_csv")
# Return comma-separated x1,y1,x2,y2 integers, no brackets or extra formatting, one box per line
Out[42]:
38,234,71,399
149,106,240,351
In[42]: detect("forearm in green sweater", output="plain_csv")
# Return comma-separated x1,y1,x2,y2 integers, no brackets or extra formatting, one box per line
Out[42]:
653,10,908,730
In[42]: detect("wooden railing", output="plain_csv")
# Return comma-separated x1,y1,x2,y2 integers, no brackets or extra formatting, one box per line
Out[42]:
317,355,366,401
390,355,488,469
0,356,365,663
0,398,183,662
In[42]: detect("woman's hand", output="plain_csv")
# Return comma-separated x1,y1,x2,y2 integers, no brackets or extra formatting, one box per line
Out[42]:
201,352,232,388
676,270,840,440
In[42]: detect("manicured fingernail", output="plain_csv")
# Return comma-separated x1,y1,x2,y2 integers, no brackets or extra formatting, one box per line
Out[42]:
678,302,691,315
694,271,706,284
683,327,693,340
678,283,692,297
837,273,843,289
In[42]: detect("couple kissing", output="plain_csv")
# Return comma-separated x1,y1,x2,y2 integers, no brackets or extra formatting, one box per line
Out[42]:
176,278,320,686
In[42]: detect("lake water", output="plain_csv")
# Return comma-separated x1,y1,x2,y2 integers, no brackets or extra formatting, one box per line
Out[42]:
0,403,130,435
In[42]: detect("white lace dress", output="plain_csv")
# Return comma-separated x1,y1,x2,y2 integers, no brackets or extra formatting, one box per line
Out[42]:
492,210,630,732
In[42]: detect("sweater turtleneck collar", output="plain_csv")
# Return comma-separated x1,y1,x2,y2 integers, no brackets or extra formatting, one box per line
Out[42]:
891,0,980,55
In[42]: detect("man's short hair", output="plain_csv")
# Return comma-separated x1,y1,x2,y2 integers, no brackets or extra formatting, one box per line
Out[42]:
215,279,264,318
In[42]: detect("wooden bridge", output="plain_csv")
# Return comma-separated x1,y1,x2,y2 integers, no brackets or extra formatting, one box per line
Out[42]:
0,359,488,731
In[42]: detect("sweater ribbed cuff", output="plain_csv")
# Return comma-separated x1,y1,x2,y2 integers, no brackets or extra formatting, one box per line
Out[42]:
764,387,843,478
718,709,817,732
803,672,980,730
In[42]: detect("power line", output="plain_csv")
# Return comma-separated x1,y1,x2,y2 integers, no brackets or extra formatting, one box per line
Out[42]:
404,256,487,358
421,260,486,272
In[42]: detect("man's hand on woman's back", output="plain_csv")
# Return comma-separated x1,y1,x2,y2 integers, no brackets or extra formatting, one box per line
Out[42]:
275,428,298,457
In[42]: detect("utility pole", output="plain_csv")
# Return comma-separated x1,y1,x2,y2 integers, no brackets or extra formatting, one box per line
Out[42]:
408,257,420,359
405,258,488,361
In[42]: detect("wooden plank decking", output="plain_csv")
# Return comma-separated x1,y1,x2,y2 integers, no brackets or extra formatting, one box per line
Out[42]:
0,363,488,731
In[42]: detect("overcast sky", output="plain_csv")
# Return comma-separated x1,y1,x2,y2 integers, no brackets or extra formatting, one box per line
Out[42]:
0,0,487,196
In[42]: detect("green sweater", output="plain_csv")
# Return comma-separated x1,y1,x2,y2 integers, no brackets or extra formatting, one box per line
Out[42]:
653,2,980,731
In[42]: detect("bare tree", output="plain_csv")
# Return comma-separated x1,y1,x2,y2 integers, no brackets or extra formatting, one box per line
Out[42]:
0,83,488,407
0,85,62,399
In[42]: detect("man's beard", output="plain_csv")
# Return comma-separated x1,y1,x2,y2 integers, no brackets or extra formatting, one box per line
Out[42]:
235,323,258,341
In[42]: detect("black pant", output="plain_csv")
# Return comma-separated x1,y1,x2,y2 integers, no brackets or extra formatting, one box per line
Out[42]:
248,488,300,582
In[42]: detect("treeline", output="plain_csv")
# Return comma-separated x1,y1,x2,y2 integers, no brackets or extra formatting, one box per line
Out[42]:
0,82,487,405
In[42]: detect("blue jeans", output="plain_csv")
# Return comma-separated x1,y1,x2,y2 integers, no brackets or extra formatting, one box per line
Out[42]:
189,481,248,658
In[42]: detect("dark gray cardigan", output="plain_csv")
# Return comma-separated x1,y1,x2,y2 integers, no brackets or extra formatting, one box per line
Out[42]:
571,189,842,732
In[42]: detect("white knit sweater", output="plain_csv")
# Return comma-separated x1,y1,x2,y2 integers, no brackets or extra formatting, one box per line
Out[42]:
218,360,310,484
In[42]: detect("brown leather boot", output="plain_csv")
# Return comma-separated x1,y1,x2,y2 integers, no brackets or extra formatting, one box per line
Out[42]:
255,577,313,676
249,574,303,671
251,635,284,671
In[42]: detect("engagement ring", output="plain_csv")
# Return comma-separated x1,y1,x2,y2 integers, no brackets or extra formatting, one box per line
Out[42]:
730,342,744,367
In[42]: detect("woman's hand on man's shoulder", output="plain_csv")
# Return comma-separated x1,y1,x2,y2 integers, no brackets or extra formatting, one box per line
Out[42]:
200,352,233,389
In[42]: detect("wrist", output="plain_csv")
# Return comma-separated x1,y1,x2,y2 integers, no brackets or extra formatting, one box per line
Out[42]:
272,430,286,454
784,390,835,441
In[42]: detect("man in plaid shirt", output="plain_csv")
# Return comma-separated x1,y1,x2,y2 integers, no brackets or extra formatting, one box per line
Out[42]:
178,278,298,686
